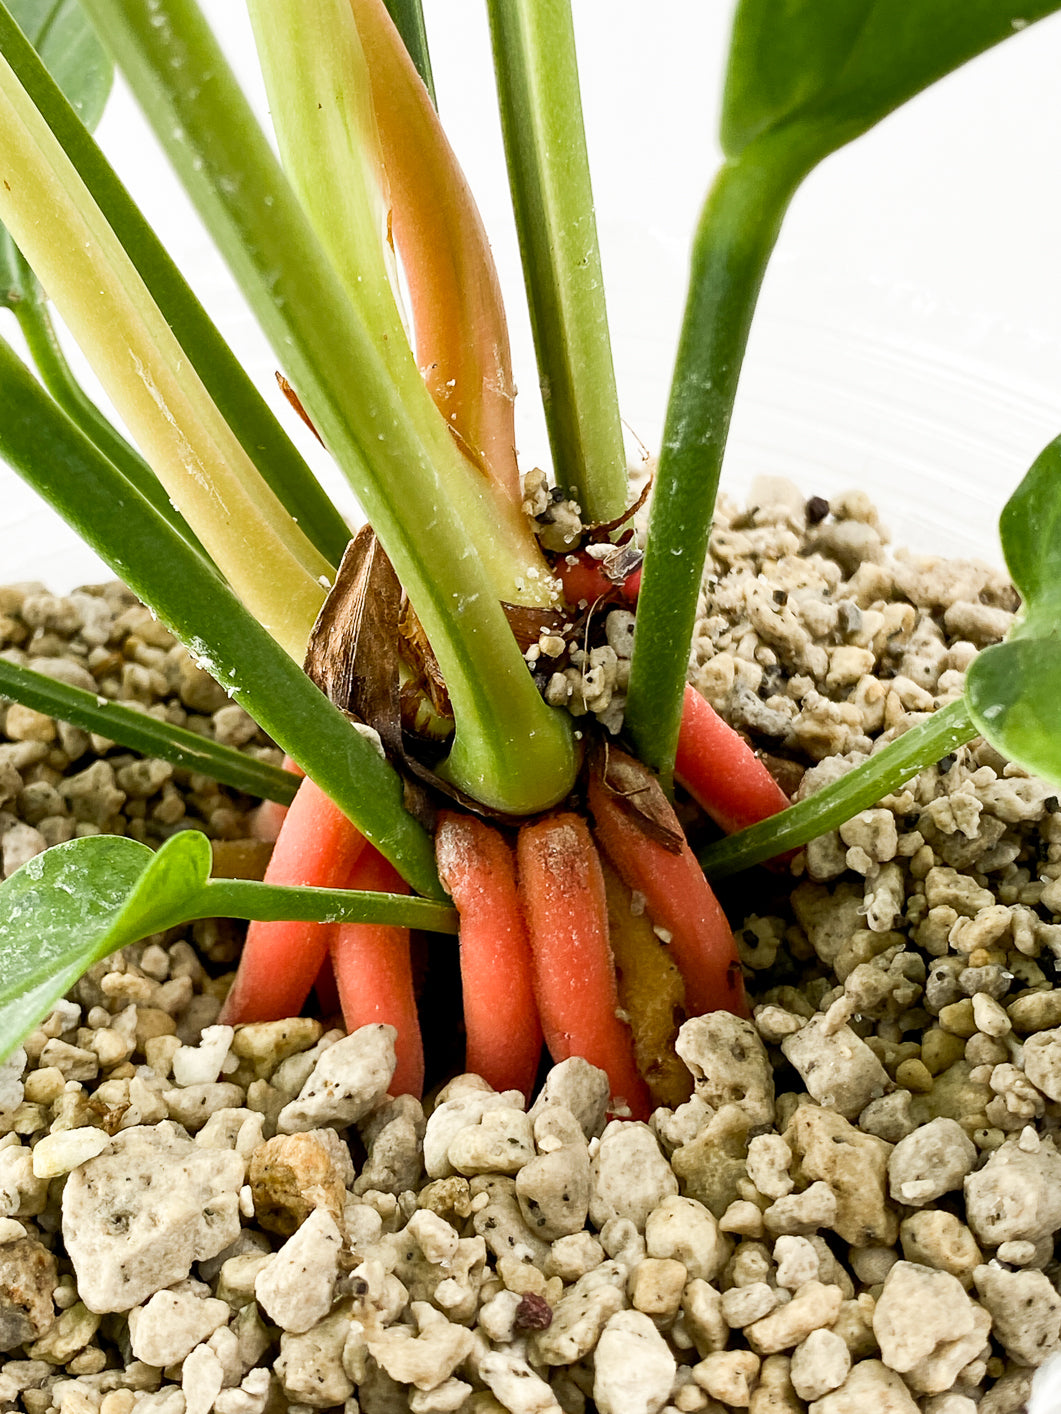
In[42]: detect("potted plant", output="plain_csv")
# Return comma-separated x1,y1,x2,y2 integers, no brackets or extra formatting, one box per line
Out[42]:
1,0,1060,1114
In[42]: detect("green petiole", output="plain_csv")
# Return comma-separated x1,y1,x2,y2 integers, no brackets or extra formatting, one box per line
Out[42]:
0,659,298,805
486,0,627,526
0,335,442,898
83,0,576,817
0,830,456,1066
700,698,978,879
625,142,808,786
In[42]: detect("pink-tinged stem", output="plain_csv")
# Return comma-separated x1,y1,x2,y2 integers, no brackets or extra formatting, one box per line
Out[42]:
436,810,542,1097
330,843,424,1097
351,0,521,502
219,774,366,1024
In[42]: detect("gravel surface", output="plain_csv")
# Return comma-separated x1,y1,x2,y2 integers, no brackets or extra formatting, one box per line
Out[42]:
3,481,1061,1413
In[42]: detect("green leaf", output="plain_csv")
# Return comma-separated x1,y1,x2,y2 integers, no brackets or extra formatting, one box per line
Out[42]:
965,438,1061,788
0,833,208,1063
995,436,1061,612
722,0,1061,164
626,0,1061,786
0,831,459,1064
966,638,1061,788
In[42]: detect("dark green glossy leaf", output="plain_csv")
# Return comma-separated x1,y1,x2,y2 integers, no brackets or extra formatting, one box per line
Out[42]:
722,0,1061,163
996,436,1061,612
966,637,1061,790
964,439,1061,789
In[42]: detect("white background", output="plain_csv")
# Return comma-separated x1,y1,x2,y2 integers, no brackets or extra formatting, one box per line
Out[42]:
4,2,1061,588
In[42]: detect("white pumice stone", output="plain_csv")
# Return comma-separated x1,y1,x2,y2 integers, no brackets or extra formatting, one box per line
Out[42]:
7,491,1061,1409
593,1309,676,1414
128,1289,230,1367
170,1025,235,1087
30,1126,110,1178
253,1206,342,1333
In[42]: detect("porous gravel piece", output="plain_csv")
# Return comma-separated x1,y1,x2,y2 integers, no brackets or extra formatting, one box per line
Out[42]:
593,1309,676,1414
247,1131,348,1235
746,1280,844,1355
872,1261,985,1386
516,1138,591,1242
61,1123,244,1312
478,1350,561,1413
790,1327,851,1401
1022,1028,1061,1102
808,1358,920,1413
974,1263,1061,1366
720,1282,778,1329
422,1079,527,1178
528,1056,610,1138
532,1270,624,1366
253,1206,342,1333
127,1289,231,1367
964,1134,1061,1247
357,1092,427,1195
692,1348,759,1406
763,1180,839,1238
276,1023,396,1132
899,1210,982,1288
0,1051,26,1114
171,1025,235,1087
781,1016,890,1120
0,1238,57,1350
746,1132,794,1200
180,1343,224,1414
675,1013,774,1125
365,1303,475,1392
276,1304,355,1406
446,1106,535,1176
589,1121,678,1231
29,1126,110,1178
644,1194,728,1283
786,1104,895,1247
887,1118,977,1206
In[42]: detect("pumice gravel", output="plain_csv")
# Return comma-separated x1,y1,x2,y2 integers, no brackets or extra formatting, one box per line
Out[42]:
3,479,1061,1413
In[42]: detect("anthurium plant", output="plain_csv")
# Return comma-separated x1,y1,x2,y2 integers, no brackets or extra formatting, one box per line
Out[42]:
0,0,1059,1114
